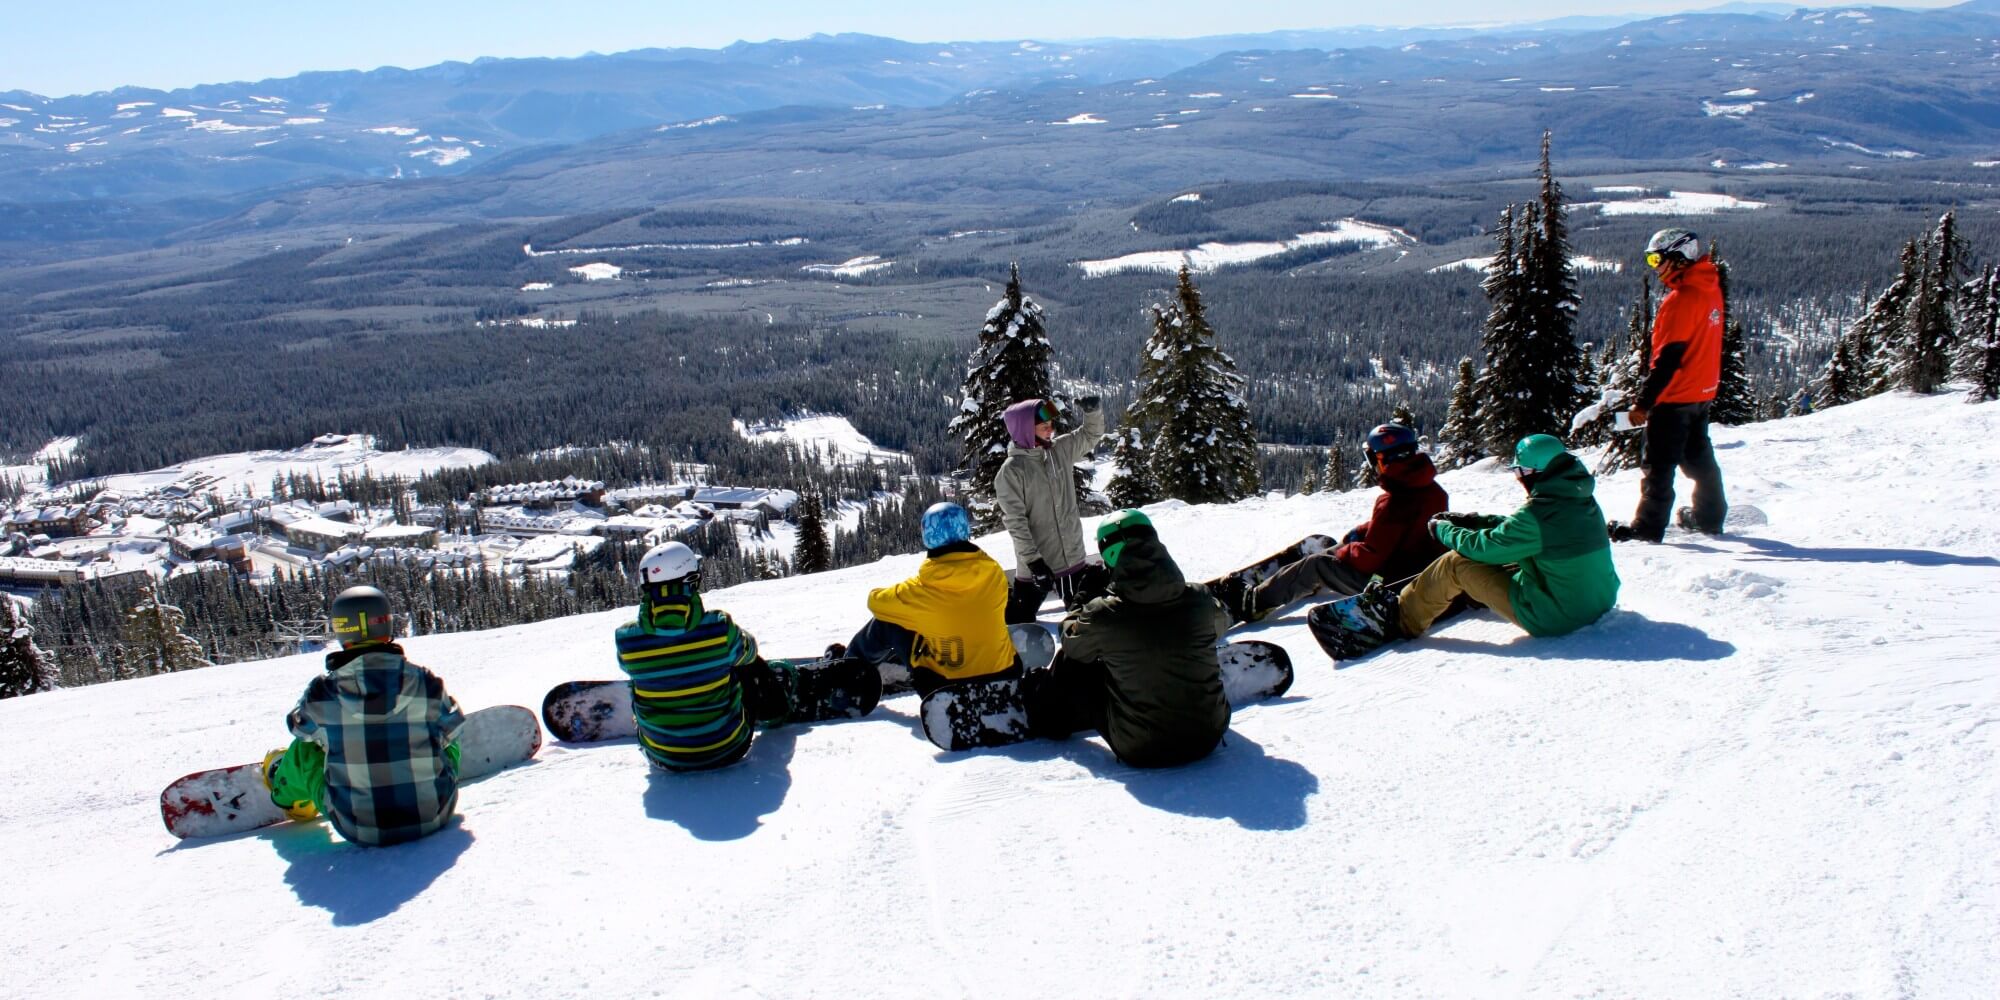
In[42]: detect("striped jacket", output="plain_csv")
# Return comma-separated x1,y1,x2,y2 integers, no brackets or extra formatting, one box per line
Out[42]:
287,642,466,846
614,593,761,771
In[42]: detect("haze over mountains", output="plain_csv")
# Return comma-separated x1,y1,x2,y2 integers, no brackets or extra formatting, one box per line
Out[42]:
3,3,1998,249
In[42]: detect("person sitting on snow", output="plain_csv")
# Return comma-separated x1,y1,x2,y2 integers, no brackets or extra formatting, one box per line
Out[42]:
836,502,1018,697
1320,434,1619,653
262,585,465,847
996,395,1108,622
1212,423,1449,624
615,541,876,773
1023,509,1233,769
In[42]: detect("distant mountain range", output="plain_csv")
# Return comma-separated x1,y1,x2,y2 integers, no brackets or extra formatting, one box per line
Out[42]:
2,4,1998,248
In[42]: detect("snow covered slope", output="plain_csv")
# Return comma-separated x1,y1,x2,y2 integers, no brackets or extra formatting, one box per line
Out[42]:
5,392,1998,998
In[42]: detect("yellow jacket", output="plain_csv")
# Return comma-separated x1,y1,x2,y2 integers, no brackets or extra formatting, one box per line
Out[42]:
866,546,1014,680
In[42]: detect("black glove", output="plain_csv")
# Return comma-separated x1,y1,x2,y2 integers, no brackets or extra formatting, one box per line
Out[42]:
1026,558,1055,588
1076,395,1101,413
1434,511,1481,529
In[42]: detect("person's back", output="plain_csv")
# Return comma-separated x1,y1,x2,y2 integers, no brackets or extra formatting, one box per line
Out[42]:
865,538,1014,690
290,640,463,845
1056,513,1230,768
1502,451,1621,635
269,585,464,847
615,542,762,771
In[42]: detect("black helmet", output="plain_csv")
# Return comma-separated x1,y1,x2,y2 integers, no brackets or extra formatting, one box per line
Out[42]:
329,585,394,645
1364,423,1420,463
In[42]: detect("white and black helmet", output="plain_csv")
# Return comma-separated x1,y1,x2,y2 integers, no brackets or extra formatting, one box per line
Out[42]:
1645,228,1702,267
638,541,701,586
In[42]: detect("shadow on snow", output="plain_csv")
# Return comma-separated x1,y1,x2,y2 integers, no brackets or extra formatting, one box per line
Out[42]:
270,819,474,926
1414,608,1736,662
1705,536,2000,568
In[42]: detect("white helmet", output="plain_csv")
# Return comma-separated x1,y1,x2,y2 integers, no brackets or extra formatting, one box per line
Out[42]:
638,541,701,585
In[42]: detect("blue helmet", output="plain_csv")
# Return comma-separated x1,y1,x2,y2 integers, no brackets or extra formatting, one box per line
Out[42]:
920,502,972,549
1364,423,1420,462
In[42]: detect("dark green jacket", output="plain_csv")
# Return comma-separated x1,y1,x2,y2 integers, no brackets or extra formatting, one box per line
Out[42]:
1431,453,1620,636
1060,534,1232,768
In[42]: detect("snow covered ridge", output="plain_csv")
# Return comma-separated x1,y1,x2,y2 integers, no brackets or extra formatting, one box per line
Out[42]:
1431,254,1623,275
1078,219,1413,277
59,434,492,500
1581,190,1768,216
801,255,894,278
732,415,912,467
6,392,2000,996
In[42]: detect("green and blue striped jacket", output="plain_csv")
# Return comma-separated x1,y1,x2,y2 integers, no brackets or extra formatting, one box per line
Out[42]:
614,592,760,771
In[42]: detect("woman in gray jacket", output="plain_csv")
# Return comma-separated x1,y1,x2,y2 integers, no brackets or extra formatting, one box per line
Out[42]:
996,395,1105,621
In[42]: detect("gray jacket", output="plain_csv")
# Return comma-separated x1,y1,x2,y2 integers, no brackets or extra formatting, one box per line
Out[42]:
995,402,1104,576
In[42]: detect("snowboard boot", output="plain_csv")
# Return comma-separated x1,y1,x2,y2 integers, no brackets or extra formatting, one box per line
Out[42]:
1607,520,1661,544
1675,506,1722,535
261,748,320,822
1307,580,1406,661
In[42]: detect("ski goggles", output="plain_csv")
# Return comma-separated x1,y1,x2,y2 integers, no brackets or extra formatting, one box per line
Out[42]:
1036,402,1056,423
1645,250,1666,269
1095,522,1157,568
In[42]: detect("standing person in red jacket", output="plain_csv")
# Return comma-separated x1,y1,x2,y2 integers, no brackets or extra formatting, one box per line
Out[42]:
1609,228,1730,542
1215,424,1449,624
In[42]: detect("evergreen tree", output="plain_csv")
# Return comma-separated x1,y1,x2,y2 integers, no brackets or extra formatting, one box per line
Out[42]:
1299,459,1321,495
1125,266,1261,504
1602,279,1655,472
1816,337,1866,408
791,492,831,574
1104,426,1161,508
118,591,209,678
1710,243,1758,425
1889,211,1967,395
1857,241,1923,396
950,263,1057,527
1475,139,1587,457
1390,401,1416,429
1321,443,1350,493
1955,265,2000,404
1,597,55,699
1435,358,1483,470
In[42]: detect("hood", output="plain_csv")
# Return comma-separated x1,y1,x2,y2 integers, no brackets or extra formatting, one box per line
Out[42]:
1106,534,1187,604
1002,399,1044,449
1526,452,1597,501
639,588,704,634
323,642,419,717
1663,257,1720,295
1379,453,1439,492
917,548,1003,592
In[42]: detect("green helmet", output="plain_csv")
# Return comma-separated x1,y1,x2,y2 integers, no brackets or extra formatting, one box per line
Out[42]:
1510,434,1567,474
1094,509,1155,569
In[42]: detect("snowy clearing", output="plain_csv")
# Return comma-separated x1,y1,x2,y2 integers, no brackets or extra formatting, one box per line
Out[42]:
732,415,912,467
1430,254,1622,275
801,256,895,278
55,436,492,500
1079,220,1411,277
4,393,1997,997
568,263,622,281
1588,191,1768,216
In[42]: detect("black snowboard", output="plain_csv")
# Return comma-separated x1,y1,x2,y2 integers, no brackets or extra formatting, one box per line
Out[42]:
1218,640,1294,705
541,655,880,743
916,625,1058,751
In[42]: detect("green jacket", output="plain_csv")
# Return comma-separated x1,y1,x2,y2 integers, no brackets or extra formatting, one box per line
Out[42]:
1060,533,1231,768
1431,453,1620,636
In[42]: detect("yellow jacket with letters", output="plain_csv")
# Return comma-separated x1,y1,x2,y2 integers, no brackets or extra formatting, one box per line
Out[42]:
866,543,1014,681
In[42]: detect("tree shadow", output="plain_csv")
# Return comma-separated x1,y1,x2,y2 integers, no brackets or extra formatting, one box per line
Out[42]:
1703,536,2000,568
1414,609,1735,662
641,726,797,841
270,818,473,926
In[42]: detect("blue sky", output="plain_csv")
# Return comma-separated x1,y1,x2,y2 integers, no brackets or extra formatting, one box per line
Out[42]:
2,1,1961,98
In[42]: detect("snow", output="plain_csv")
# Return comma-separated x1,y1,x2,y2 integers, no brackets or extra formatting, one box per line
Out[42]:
1820,137,1921,159
731,415,912,467
1701,100,1762,118
519,282,553,292
1431,254,1622,275
64,435,492,499
568,262,622,281
1050,113,1106,125
406,146,471,167
7,392,2000,996
800,256,894,278
1079,220,1412,277
1171,192,1202,202
1588,191,1767,216
366,125,420,137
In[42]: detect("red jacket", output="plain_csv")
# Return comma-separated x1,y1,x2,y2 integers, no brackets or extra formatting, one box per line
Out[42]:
1645,257,1725,407
1335,455,1449,582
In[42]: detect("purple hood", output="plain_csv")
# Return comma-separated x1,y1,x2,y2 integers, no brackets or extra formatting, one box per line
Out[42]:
1003,399,1045,449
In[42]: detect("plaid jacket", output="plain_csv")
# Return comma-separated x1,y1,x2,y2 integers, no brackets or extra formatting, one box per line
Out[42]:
615,592,759,771
288,642,466,846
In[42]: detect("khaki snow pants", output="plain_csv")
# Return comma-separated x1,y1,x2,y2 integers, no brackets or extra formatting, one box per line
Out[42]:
1397,551,1519,637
